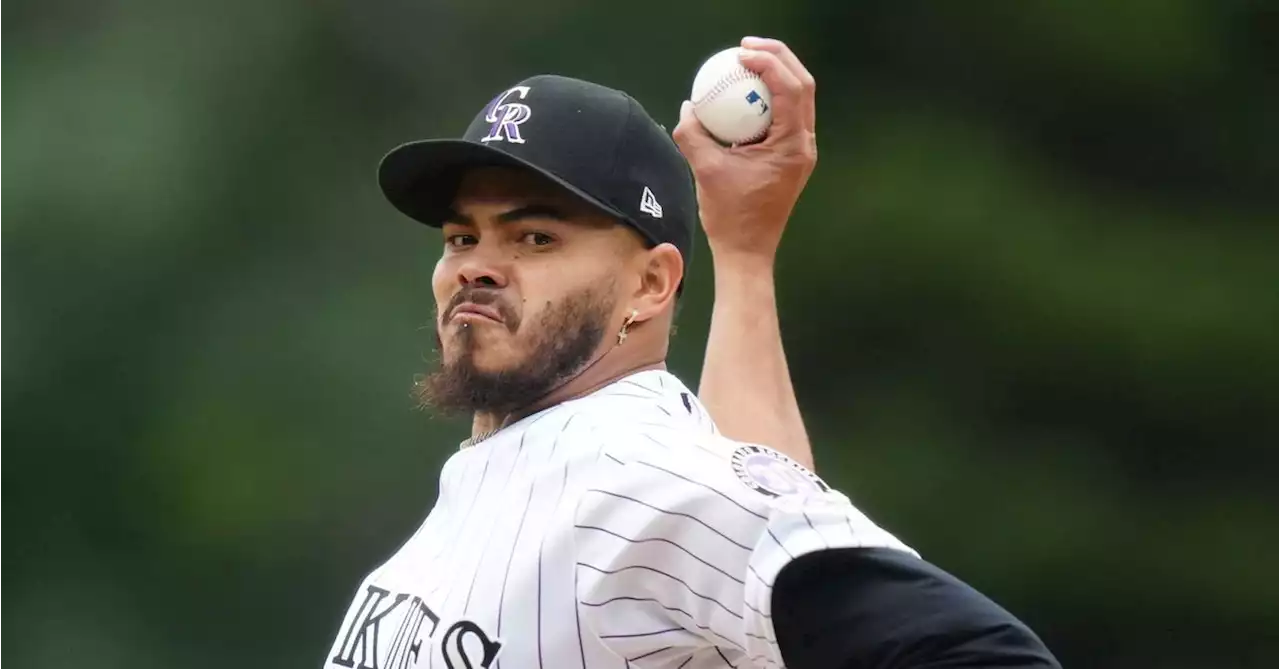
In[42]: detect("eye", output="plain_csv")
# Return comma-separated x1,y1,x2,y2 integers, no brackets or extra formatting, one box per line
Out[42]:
522,232,555,247
445,234,478,248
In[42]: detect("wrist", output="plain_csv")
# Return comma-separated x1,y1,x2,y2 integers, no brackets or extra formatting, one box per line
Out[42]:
711,252,778,303
707,243,777,276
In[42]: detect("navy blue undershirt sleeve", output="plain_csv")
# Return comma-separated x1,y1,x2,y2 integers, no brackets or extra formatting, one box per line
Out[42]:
770,547,1061,669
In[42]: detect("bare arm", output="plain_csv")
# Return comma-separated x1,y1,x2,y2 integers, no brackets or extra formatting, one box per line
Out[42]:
674,37,819,469
700,253,813,468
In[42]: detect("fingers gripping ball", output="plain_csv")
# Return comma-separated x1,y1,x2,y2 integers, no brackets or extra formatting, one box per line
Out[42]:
690,47,773,146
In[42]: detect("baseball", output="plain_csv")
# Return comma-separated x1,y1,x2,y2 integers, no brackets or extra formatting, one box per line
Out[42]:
690,47,773,145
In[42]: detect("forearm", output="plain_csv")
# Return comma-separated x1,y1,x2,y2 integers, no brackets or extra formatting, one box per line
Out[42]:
698,250,814,469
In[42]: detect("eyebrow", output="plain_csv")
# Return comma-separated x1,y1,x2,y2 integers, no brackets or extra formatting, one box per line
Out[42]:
442,204,571,226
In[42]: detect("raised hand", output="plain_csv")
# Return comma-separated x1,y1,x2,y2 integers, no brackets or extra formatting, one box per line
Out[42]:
674,36,818,263
675,36,820,469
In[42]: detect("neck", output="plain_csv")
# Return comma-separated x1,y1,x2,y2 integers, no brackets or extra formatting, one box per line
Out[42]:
470,355,667,439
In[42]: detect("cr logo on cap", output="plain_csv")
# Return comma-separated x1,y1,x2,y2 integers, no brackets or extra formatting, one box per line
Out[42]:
481,86,532,145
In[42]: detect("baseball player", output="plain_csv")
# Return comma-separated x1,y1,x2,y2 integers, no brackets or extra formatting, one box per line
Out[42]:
326,37,1058,669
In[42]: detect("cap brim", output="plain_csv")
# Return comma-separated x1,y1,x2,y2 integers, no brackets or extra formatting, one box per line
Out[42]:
377,139,637,233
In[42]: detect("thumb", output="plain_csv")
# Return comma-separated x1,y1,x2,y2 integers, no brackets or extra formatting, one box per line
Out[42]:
671,100,721,167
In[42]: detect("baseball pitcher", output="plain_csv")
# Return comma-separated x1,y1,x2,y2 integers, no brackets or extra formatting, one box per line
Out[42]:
325,37,1058,669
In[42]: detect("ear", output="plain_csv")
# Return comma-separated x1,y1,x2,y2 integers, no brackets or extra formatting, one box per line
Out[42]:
631,243,684,322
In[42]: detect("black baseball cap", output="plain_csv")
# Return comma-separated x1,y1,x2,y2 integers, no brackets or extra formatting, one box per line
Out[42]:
378,75,697,277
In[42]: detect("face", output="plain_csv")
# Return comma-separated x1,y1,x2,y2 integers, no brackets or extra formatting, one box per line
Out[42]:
415,167,645,415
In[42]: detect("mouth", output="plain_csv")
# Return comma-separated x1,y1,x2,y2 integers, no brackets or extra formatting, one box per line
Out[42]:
449,302,504,325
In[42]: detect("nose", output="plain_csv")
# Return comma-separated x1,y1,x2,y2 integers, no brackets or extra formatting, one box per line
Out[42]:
455,244,509,289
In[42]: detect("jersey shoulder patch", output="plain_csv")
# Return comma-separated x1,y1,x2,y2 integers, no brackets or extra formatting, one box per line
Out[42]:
729,443,830,498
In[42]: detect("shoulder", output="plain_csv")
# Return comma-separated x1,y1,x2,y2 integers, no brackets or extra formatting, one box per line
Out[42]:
600,424,836,505
587,425,916,554
577,425,843,544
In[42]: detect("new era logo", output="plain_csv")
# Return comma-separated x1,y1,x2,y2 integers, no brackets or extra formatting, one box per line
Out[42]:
639,186,663,218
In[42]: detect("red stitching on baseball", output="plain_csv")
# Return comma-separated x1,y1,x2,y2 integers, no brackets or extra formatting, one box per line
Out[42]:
693,65,768,143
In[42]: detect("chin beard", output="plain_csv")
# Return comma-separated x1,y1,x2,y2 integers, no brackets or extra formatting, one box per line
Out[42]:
414,283,615,417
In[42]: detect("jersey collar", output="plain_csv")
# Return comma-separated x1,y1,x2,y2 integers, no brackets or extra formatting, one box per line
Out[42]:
458,369,696,449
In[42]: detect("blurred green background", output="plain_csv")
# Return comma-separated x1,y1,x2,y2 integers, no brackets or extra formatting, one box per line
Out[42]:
3,0,1275,667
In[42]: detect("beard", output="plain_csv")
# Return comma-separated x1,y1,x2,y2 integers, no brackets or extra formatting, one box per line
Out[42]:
414,281,616,417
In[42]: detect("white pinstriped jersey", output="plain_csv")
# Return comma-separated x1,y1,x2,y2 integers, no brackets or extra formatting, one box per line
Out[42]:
324,370,916,669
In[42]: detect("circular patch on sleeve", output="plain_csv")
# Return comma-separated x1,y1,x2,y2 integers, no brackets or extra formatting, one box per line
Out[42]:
730,444,830,497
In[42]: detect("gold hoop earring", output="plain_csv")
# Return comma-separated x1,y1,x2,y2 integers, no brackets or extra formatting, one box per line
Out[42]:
617,309,639,345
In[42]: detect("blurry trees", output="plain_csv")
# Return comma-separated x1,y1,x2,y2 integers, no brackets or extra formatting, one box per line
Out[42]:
3,1,1275,667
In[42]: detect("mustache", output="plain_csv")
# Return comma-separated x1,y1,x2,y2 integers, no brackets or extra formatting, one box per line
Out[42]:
441,287,520,332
